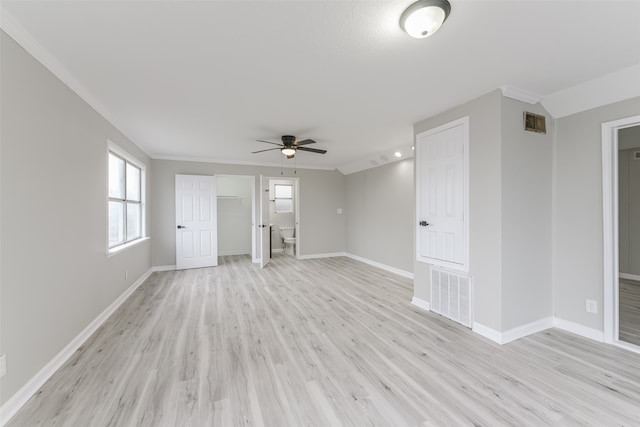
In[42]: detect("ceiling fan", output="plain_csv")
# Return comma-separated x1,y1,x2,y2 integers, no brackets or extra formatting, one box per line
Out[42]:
252,135,327,158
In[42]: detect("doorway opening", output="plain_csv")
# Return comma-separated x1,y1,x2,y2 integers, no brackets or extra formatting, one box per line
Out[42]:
268,177,300,258
602,115,640,353
215,175,256,260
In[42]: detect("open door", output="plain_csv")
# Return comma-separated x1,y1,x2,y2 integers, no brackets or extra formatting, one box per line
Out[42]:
175,174,218,270
259,175,270,268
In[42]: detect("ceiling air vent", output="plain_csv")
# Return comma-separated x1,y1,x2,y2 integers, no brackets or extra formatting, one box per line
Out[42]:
524,111,546,134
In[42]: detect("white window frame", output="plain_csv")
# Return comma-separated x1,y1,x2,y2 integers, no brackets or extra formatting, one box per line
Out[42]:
274,184,293,213
107,141,147,254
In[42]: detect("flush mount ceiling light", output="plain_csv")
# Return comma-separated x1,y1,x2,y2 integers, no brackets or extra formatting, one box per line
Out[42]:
281,147,296,156
400,0,451,39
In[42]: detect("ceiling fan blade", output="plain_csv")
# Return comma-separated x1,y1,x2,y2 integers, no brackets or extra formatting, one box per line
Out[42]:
256,139,282,146
251,148,281,154
294,139,316,146
297,146,327,154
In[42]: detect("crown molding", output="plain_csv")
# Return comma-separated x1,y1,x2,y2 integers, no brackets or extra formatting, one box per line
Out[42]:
540,63,640,119
150,154,337,171
337,143,414,175
0,6,150,158
500,85,543,105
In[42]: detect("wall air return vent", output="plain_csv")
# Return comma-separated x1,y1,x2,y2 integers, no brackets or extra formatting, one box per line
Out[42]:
634,151,640,160
430,267,472,328
524,111,546,134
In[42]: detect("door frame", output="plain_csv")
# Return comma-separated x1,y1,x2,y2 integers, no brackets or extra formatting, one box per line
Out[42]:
602,114,640,352
266,176,301,258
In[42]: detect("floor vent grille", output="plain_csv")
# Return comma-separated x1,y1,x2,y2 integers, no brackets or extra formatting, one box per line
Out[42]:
430,268,472,327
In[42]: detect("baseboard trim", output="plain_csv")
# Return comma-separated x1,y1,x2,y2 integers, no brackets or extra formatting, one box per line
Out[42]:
411,296,430,311
502,317,555,344
218,250,252,256
0,268,153,426
554,317,604,342
473,317,555,345
345,253,414,279
152,265,176,272
620,272,640,282
271,248,284,254
472,322,503,344
297,252,347,260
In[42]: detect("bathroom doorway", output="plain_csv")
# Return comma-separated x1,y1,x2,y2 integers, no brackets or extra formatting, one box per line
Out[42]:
268,177,300,257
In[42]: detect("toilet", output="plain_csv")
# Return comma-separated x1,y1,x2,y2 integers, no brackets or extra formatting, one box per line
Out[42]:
279,227,296,256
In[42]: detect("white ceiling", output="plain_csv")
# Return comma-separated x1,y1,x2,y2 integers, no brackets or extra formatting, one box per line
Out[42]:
2,1,640,172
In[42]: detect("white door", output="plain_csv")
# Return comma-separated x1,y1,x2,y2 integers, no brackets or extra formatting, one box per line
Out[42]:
175,174,218,270
259,175,270,268
416,117,468,271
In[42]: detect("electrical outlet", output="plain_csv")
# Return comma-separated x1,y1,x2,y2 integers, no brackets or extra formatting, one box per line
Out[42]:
0,354,6,378
586,299,598,314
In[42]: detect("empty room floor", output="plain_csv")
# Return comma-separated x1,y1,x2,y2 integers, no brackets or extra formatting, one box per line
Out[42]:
8,256,640,426
620,278,640,347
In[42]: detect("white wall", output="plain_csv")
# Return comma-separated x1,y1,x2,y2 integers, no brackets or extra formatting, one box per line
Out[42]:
0,31,152,405
553,96,640,330
345,158,414,273
151,160,346,266
217,175,253,256
414,90,503,331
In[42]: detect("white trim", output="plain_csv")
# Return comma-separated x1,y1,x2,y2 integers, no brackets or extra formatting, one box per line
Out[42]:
0,268,153,426
620,273,640,282
554,318,604,342
151,154,335,171
218,250,252,256
411,296,430,311
472,317,554,345
602,115,640,344
613,340,640,355
0,7,150,159
152,265,176,272
472,322,503,344
107,236,150,257
271,248,284,254
500,85,543,105
415,117,470,273
345,253,414,279
541,63,640,119
296,252,347,260
501,317,554,344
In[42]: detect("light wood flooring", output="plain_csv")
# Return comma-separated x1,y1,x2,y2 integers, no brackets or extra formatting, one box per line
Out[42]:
8,255,640,426
620,278,640,347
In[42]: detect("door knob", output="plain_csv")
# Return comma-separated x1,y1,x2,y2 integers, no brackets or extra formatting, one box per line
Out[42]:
177,225,186,229
419,221,429,227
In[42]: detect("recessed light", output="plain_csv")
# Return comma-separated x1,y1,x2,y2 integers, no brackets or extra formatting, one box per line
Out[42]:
394,151,402,158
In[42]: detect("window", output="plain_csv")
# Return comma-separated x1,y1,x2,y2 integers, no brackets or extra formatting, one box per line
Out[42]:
274,184,293,213
108,144,145,249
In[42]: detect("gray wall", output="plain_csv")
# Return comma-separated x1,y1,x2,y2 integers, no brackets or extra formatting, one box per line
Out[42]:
151,160,346,266
553,96,640,330
345,158,414,273
618,147,640,276
0,31,152,404
500,98,553,330
414,90,503,331
216,175,253,256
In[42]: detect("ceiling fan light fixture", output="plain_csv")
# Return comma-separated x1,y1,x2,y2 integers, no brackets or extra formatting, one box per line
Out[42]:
400,0,451,39
281,147,296,156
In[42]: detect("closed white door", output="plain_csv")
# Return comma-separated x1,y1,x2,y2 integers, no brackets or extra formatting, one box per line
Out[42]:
259,175,271,268
175,174,218,270
416,117,468,271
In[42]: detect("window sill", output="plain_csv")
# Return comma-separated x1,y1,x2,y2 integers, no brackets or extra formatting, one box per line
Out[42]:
107,236,150,257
